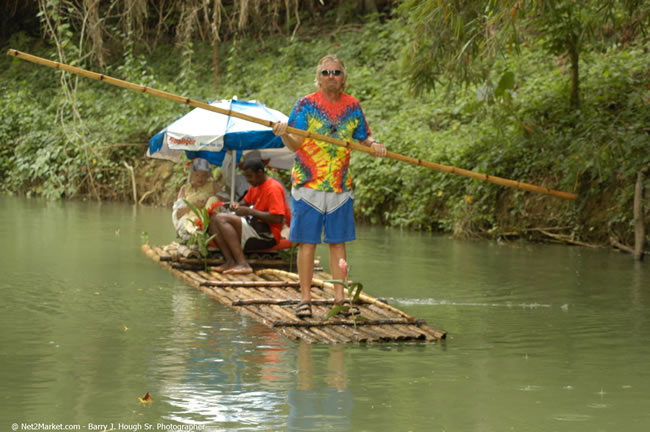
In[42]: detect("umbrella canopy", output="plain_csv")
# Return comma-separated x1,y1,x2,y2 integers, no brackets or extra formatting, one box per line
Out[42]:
147,98,292,167
243,148,295,170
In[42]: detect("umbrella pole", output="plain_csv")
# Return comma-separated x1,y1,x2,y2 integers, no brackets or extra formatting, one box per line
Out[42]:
230,154,236,204
7,49,577,201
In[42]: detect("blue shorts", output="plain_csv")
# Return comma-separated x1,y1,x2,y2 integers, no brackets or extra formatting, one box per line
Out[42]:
289,192,356,244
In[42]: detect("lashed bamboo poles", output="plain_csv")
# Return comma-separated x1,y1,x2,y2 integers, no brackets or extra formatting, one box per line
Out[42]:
7,48,578,200
258,269,416,321
230,298,371,305
272,318,421,327
162,255,291,267
201,280,301,288
141,243,446,342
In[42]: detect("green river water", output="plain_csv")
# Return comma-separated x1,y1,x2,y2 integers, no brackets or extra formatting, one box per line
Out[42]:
1,195,649,431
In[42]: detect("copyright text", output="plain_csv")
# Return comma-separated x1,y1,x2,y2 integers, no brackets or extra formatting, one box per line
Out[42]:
11,424,205,431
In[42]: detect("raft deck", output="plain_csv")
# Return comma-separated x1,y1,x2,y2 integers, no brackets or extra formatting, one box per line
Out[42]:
142,243,446,344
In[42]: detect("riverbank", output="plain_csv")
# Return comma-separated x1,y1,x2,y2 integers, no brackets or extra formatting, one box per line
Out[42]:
1,19,648,249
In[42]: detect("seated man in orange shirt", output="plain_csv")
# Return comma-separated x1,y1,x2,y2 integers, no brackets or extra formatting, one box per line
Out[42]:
209,157,291,274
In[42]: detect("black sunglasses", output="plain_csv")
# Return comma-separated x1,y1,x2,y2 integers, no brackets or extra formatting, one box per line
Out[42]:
321,69,342,77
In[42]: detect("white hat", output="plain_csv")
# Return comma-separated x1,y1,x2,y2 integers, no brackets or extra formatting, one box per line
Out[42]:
191,158,211,172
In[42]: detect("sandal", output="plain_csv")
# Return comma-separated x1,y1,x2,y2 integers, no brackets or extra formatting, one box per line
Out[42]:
335,300,360,317
295,302,312,318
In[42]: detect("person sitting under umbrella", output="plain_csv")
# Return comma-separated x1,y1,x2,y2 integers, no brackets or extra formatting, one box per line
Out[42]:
220,150,252,202
209,157,291,274
172,158,223,242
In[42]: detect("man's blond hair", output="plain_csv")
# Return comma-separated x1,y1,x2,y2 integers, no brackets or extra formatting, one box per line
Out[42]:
314,54,347,90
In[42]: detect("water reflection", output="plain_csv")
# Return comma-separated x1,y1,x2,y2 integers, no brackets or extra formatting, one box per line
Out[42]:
2,195,650,431
154,286,353,429
156,288,291,427
288,341,352,431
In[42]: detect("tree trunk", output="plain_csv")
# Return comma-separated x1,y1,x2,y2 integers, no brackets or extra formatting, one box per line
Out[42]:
634,164,650,260
364,0,378,15
85,0,105,68
211,0,221,93
568,34,580,108
336,0,346,24
212,41,218,93
304,0,315,15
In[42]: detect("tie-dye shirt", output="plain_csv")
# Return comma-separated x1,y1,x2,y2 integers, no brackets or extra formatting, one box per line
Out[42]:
288,91,371,192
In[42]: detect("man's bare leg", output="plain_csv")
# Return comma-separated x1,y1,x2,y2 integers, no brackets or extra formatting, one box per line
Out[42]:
212,230,235,272
328,242,347,303
212,214,251,274
297,243,317,304
209,213,234,272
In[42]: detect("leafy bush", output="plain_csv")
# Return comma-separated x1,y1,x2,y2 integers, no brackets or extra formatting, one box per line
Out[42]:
1,19,647,245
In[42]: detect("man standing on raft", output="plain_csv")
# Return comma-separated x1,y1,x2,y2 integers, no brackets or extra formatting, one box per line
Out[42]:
273,54,387,318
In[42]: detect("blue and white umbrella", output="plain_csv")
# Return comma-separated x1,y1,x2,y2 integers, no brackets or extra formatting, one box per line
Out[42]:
147,98,291,168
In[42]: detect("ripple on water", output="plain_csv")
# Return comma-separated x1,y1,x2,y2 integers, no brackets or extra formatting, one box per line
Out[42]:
163,384,286,426
553,413,592,422
392,297,552,309
518,384,544,392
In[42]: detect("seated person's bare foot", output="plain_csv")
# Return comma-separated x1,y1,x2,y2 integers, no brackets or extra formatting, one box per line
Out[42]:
223,264,253,275
214,262,235,273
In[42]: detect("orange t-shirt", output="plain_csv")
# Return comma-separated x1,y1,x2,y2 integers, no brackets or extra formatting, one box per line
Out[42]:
243,177,291,243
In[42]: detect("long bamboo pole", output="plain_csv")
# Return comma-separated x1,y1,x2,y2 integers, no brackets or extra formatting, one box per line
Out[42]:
8,48,577,200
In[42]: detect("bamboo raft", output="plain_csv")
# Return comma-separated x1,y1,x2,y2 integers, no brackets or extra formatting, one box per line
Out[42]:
142,242,447,343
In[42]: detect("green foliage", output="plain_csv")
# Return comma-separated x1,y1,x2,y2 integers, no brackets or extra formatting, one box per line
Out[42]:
351,32,649,241
1,10,647,245
325,258,364,320
399,0,649,108
398,0,515,94
184,200,216,271
325,280,364,320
